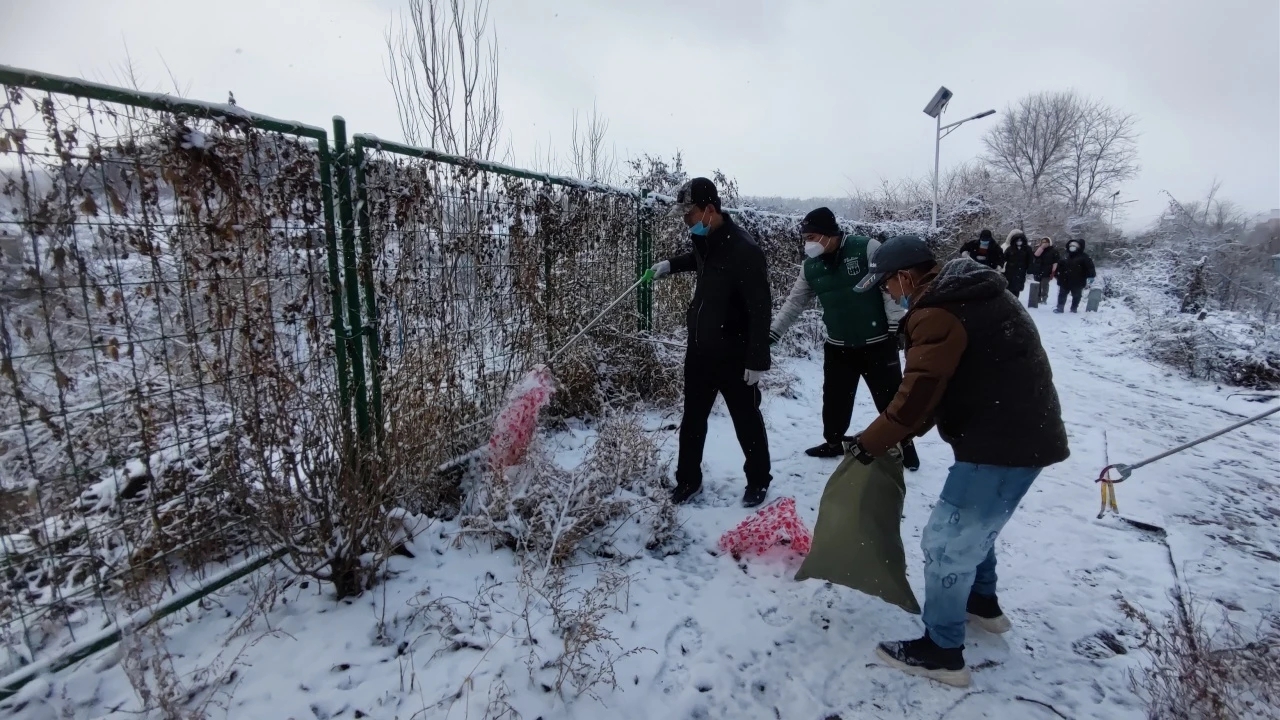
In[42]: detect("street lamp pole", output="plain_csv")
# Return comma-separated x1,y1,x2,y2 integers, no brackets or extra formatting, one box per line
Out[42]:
924,86,995,231
933,112,942,229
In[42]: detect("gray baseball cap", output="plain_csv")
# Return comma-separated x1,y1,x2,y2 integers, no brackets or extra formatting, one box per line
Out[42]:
854,235,936,292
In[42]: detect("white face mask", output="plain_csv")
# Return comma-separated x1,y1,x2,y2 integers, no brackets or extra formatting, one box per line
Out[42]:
803,241,825,258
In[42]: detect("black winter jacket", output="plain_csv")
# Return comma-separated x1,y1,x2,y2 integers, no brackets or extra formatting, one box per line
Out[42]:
909,260,1070,467
1031,244,1060,280
1056,240,1097,290
1004,239,1035,284
959,238,1005,269
667,218,772,371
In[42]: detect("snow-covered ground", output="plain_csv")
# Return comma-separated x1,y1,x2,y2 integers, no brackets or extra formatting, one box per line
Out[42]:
7,303,1278,720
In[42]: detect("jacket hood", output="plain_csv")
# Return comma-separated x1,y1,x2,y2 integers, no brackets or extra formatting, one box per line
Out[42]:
1007,229,1028,245
917,257,1009,307
1065,238,1087,254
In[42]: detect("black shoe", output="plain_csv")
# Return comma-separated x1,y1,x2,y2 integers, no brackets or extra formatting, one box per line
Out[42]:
671,482,702,505
1053,307,1064,314
966,592,1012,634
901,441,920,472
742,485,768,508
1070,307,1078,313
804,441,844,458
875,635,970,688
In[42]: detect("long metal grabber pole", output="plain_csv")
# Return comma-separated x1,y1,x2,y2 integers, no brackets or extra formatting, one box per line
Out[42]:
1102,404,1279,482
548,272,653,365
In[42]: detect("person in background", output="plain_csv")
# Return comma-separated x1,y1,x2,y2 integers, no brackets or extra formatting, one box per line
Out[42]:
1002,230,1035,300
1053,238,1097,314
959,229,1005,270
1030,237,1059,306
846,236,1070,688
769,207,921,471
650,177,774,508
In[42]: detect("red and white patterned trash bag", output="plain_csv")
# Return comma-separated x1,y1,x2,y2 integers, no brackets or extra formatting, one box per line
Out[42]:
717,497,812,557
488,365,556,471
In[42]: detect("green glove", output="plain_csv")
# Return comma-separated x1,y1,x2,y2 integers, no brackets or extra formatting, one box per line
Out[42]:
641,268,655,284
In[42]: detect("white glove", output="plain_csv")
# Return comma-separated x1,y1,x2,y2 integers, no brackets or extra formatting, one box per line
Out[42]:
651,260,671,279
743,369,763,386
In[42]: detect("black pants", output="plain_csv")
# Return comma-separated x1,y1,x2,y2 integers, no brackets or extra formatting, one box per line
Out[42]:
1057,286,1083,311
676,355,772,490
823,341,903,444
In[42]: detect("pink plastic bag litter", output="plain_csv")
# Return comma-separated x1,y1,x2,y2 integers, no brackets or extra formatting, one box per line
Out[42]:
717,497,812,557
488,365,556,471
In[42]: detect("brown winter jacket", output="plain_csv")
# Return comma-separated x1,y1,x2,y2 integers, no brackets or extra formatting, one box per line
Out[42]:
859,259,1070,468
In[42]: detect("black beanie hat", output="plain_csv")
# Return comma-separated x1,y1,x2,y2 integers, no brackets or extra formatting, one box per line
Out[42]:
799,207,841,237
979,228,994,242
676,177,721,210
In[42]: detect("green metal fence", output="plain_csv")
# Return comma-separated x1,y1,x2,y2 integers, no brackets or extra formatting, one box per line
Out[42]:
0,67,349,662
0,64,828,674
349,134,665,492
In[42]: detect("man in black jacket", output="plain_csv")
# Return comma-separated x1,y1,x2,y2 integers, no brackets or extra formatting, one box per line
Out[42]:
651,178,774,507
959,229,1005,270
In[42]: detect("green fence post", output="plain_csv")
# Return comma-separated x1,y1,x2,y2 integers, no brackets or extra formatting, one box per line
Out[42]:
352,138,383,444
317,134,355,447
637,190,653,332
332,117,372,449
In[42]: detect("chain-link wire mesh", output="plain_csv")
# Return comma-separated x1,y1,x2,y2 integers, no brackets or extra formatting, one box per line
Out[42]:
0,77,340,663
355,140,687,513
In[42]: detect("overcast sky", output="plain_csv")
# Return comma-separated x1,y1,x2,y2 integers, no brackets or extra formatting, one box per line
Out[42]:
3,0,1277,230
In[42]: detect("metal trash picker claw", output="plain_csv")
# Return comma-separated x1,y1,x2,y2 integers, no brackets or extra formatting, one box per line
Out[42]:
1094,404,1279,519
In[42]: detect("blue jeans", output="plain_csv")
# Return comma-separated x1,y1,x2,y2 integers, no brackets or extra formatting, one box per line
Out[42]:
921,463,1042,648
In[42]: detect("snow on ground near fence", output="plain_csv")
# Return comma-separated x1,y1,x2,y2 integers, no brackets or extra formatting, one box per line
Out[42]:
7,302,1277,720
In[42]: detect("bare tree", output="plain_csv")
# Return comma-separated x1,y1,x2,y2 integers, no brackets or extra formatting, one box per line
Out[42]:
568,103,617,184
1056,99,1139,216
386,0,502,159
983,91,1083,204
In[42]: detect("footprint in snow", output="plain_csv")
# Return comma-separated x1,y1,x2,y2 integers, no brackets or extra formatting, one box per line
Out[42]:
758,605,792,628
654,617,704,695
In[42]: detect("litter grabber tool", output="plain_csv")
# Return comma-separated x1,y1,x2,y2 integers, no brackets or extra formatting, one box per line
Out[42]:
549,270,653,364
1096,403,1279,519
489,270,656,470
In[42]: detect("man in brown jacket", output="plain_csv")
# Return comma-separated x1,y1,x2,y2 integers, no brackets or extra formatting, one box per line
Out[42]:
847,236,1070,688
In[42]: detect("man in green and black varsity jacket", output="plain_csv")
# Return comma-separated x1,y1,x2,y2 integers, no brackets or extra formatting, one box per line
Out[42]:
769,208,921,470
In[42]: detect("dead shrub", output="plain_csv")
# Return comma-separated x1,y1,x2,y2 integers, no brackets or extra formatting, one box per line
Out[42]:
459,411,670,564
1120,595,1280,719
527,562,650,701
546,327,685,421
244,387,401,600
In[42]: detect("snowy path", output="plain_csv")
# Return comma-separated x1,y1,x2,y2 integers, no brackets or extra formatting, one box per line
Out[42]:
8,306,1277,720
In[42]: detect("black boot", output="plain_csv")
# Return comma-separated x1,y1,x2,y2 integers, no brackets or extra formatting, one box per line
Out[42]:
804,441,844,458
901,441,920,472
1053,306,1064,314
875,635,970,688
966,592,1012,634
671,481,702,505
742,485,768,508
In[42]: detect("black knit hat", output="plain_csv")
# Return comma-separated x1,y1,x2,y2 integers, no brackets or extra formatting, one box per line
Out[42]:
799,207,841,237
979,228,994,242
675,177,721,210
